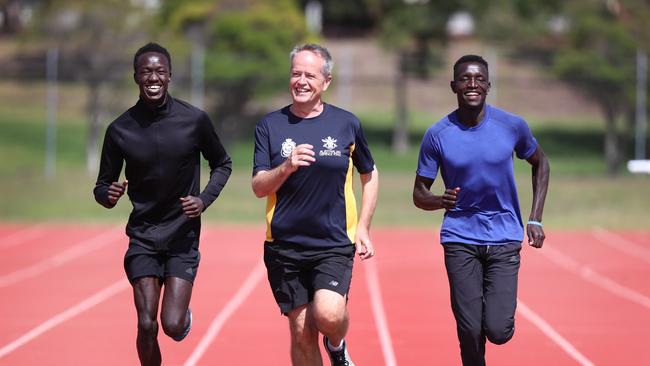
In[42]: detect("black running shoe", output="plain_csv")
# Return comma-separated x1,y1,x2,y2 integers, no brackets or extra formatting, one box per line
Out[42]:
323,336,355,366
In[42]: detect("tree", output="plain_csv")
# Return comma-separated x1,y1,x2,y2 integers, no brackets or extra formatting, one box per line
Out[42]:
472,0,644,175
614,0,650,51
366,0,466,153
0,0,23,35
161,0,307,141
29,0,156,174
552,7,637,175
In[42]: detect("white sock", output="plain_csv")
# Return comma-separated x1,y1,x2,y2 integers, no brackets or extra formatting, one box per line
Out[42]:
327,338,344,351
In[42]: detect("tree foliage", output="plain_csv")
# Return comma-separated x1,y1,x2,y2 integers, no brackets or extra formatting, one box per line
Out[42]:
553,9,637,110
161,0,307,139
604,0,650,53
473,0,646,175
206,0,305,88
370,0,463,77
28,0,157,174
366,0,470,152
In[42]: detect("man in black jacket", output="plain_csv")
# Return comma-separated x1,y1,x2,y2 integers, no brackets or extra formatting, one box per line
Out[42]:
94,42,232,366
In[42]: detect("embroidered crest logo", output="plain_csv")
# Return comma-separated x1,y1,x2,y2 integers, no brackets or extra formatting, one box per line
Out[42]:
281,138,296,158
322,136,337,150
319,136,342,157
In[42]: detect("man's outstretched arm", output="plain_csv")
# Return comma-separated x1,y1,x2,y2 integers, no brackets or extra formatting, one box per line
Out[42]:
525,145,550,248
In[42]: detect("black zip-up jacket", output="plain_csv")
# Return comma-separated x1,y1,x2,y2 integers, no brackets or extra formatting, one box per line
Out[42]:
94,96,232,250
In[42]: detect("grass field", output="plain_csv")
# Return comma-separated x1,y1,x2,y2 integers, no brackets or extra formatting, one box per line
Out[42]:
1,80,649,229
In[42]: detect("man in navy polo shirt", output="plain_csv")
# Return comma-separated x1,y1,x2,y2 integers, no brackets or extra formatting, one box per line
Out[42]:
413,55,550,366
252,43,379,366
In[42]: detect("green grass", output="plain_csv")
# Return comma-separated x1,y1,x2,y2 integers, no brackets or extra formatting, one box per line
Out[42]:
4,165,648,230
0,82,648,229
1,118,87,176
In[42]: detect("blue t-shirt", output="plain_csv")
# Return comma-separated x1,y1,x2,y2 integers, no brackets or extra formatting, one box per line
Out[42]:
253,104,375,248
417,105,538,245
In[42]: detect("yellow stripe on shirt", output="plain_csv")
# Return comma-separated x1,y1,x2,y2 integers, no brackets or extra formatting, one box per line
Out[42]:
265,193,277,242
344,143,358,243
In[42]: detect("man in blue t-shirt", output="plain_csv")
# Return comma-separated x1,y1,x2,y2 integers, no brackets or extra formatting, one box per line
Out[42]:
252,44,379,366
413,55,550,366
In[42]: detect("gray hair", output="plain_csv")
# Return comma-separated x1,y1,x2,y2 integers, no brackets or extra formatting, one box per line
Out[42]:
290,43,333,78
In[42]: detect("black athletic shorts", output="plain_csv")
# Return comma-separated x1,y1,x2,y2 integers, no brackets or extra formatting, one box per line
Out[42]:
124,238,200,284
263,240,355,315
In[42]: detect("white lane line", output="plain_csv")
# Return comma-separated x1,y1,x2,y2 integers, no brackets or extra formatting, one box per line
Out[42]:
0,227,123,288
581,267,650,309
0,225,47,250
364,259,397,366
543,245,650,309
183,260,266,366
0,278,129,359
517,300,595,366
591,227,650,264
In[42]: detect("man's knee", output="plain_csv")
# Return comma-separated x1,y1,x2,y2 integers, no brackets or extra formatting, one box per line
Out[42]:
484,302,516,345
313,306,345,330
485,324,515,345
137,315,159,337
161,315,185,339
312,290,347,332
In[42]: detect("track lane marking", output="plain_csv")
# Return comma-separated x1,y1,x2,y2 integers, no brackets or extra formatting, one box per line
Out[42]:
0,226,123,288
0,225,47,250
591,227,650,264
364,258,397,366
542,245,650,309
183,260,265,366
0,278,128,359
517,300,595,366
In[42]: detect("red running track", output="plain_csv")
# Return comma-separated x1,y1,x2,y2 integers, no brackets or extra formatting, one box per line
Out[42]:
0,224,648,365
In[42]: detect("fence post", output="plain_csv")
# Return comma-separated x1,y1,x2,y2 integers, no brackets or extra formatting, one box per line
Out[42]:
45,46,58,178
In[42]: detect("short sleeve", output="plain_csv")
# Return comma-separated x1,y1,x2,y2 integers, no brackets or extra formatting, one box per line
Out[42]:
351,118,375,174
416,128,440,180
514,118,538,160
253,119,271,175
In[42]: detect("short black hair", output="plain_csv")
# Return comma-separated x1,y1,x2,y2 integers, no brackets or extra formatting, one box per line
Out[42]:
453,55,488,77
133,42,171,72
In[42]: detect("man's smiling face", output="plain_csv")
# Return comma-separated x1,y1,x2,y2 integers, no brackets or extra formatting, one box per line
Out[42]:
451,62,490,110
134,51,171,108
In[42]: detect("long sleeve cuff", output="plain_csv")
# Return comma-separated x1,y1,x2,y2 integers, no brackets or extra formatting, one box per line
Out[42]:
198,160,232,209
93,184,115,208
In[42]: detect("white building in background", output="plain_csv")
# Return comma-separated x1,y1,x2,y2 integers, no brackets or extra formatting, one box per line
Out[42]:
446,11,475,38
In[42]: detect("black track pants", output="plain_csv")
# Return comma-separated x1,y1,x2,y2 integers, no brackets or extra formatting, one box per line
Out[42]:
443,242,522,366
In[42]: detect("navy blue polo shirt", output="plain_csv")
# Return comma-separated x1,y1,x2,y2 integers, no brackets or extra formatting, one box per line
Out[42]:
253,104,375,248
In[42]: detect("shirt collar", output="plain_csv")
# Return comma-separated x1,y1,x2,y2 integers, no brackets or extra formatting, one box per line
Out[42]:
135,94,173,117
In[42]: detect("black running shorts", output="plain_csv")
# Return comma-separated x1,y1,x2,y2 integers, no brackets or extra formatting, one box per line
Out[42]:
264,240,355,315
124,238,200,284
